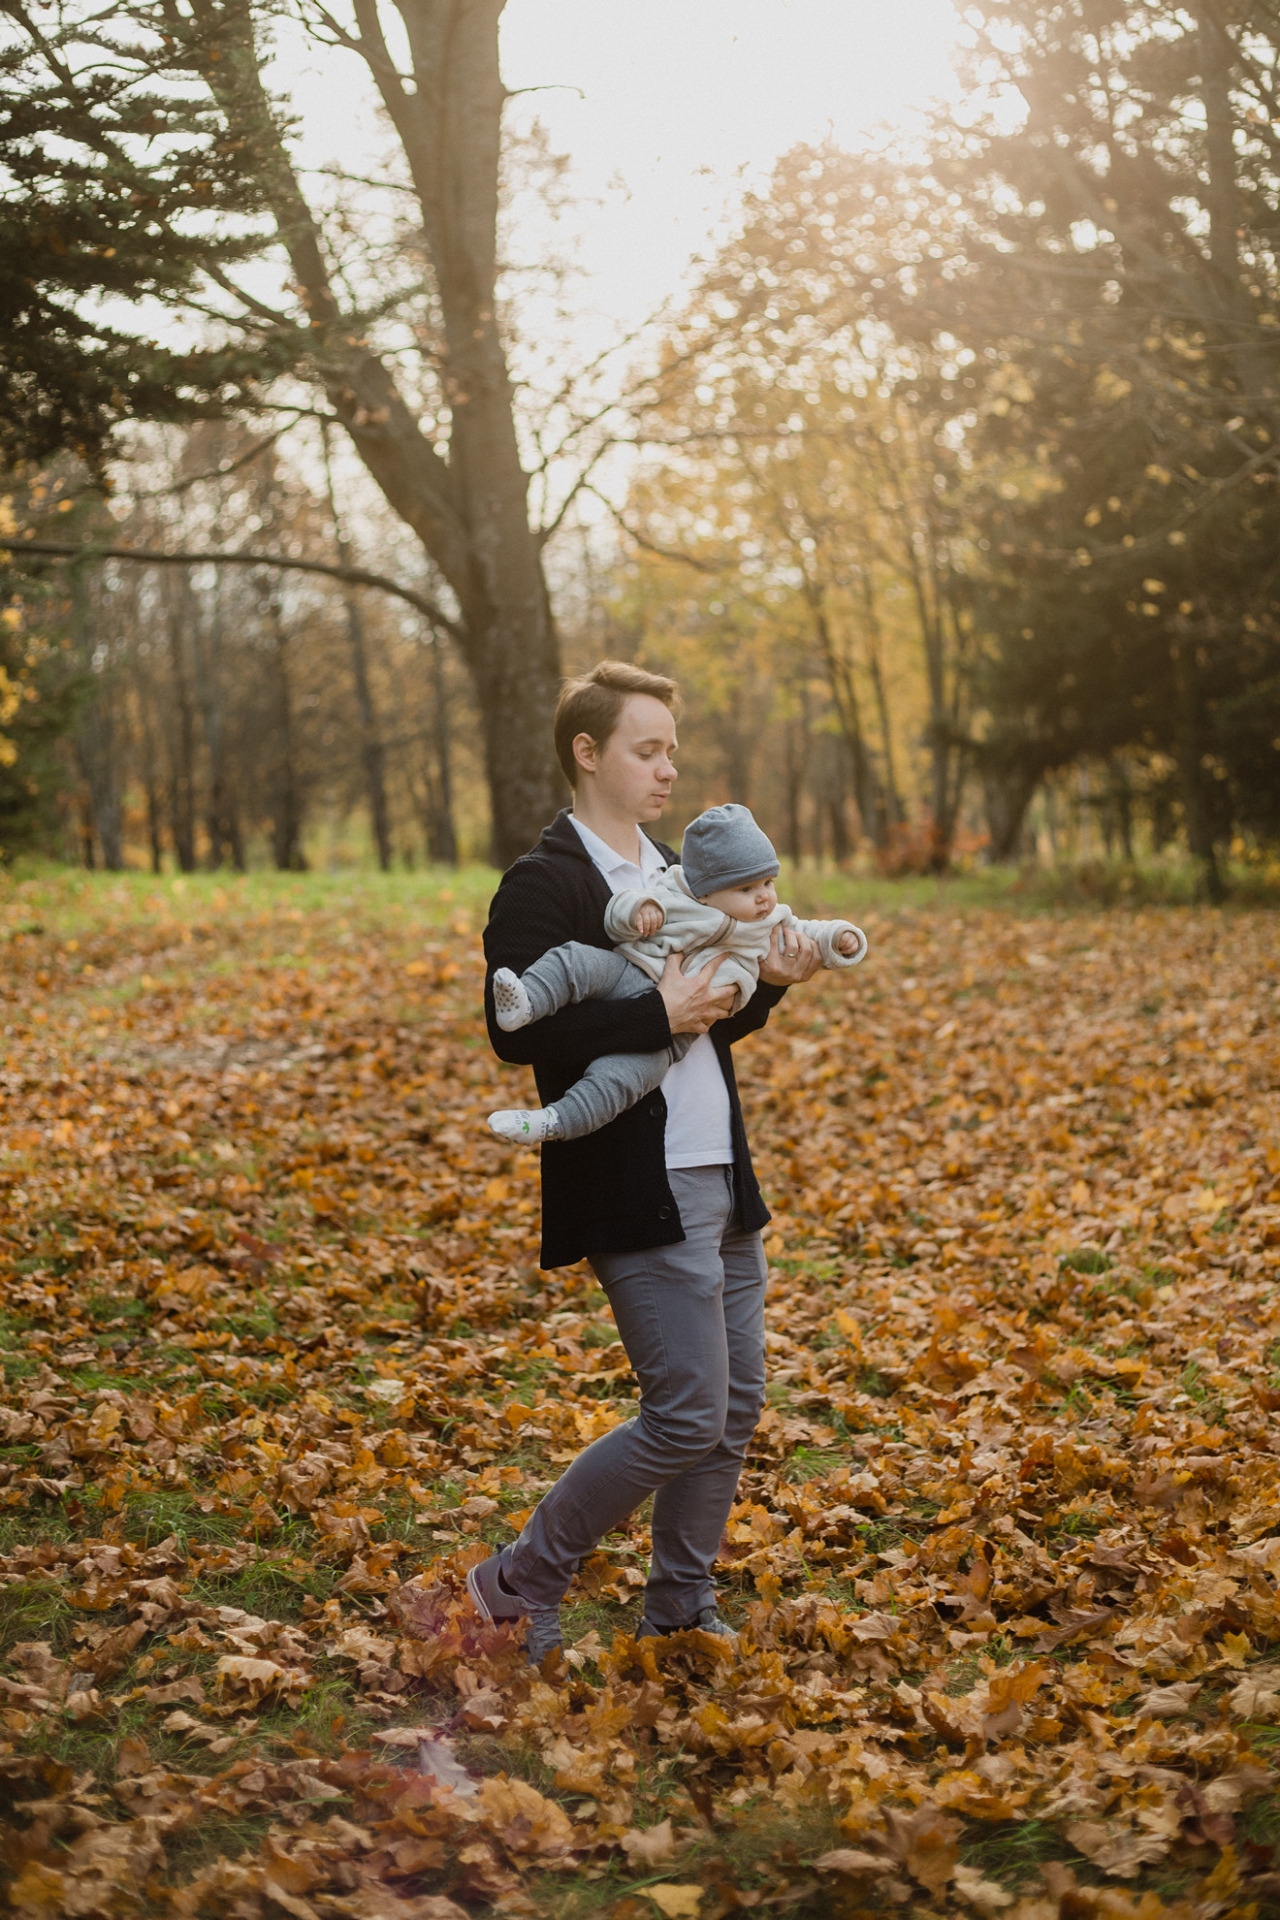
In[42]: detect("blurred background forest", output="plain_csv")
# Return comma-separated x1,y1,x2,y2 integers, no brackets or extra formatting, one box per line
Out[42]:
1,0,1278,899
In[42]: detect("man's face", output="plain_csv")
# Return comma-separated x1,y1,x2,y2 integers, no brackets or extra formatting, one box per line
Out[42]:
700,874,778,922
575,694,678,822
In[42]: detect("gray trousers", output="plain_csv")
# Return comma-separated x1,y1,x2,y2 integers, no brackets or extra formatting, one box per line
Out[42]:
505,1165,768,1626
520,940,693,1140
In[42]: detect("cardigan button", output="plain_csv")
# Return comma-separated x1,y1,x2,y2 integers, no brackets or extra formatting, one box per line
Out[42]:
648,1102,662,1117
657,1204,673,1220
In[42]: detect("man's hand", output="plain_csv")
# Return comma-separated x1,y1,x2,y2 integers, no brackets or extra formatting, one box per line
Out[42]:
759,922,821,985
659,953,734,1035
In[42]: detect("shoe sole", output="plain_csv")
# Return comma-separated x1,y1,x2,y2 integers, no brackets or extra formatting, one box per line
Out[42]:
465,1561,496,1623
467,1558,530,1627
468,1557,562,1664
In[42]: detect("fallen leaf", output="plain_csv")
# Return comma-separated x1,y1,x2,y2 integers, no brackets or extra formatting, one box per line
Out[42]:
953,1862,1014,1912
1229,1669,1280,1721
475,1774,576,1856
622,1819,676,1866
213,1655,310,1709
981,1660,1047,1741
811,1848,886,1876
646,1889,703,1919
115,1734,150,1778
882,1803,963,1893
1137,1680,1200,1718
1063,1820,1173,1876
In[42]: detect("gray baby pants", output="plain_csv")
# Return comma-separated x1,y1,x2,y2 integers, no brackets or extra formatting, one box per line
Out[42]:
520,939,692,1140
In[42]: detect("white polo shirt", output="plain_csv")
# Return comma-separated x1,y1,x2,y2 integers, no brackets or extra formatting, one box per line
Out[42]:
569,814,733,1169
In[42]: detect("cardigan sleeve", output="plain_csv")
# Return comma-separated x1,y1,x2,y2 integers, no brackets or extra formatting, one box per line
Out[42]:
483,862,673,1076
717,978,787,1044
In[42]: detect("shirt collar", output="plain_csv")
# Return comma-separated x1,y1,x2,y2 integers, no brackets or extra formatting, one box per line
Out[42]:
570,813,665,879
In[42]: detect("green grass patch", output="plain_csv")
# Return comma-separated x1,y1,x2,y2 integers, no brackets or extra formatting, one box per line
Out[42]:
118,1490,250,1550
188,1556,340,1621
780,1446,852,1485
83,1291,151,1328
1061,1246,1111,1275
0,1577,77,1655
0,862,503,940
258,1674,382,1758
160,1811,278,1881
855,1366,895,1398
1241,1787,1280,1847
961,1817,1087,1889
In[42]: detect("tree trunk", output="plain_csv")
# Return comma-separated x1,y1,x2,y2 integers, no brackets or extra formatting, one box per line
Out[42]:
262,591,307,872
191,565,243,871
70,569,126,870
1043,777,1059,862
1107,754,1135,862
136,679,166,873
1172,637,1225,902
349,593,393,872
804,577,888,850
165,577,198,873
982,760,1038,863
322,427,393,871
719,680,752,805
1194,4,1277,409
895,496,952,867
782,714,804,865
77,793,96,870
827,744,851,865
203,0,566,867
858,569,906,827
427,635,458,865
1077,763,1093,861
75,695,125,871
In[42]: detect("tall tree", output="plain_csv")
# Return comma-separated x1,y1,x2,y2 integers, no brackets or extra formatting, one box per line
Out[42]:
2,0,567,862
321,426,392,872
0,0,283,470
934,1,1280,893
618,150,981,862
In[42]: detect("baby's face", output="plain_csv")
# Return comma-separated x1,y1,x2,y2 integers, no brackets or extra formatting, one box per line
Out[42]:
701,874,778,921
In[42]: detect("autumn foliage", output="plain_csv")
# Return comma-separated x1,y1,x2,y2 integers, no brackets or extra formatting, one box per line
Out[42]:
1,876,1279,1917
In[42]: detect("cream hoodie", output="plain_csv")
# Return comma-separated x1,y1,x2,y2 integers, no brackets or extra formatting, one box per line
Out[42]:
603,865,867,1013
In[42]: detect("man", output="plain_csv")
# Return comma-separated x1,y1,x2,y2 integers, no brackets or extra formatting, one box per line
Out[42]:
472,661,819,1662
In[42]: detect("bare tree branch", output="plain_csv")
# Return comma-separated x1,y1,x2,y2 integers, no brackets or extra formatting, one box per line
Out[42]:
583,486,737,575
11,539,461,636
114,425,298,501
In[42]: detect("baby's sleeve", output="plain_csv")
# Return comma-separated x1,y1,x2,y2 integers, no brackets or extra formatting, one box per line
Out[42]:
605,889,666,941
786,911,868,970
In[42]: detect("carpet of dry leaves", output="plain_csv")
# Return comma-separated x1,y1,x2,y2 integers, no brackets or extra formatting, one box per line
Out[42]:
1,875,1279,1920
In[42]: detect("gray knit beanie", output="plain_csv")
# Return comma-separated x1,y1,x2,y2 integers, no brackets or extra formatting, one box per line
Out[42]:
680,803,780,898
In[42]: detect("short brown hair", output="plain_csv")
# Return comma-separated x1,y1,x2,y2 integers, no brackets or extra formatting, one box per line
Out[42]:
554,660,679,787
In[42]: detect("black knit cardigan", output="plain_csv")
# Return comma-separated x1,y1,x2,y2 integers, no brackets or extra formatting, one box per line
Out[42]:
482,808,785,1270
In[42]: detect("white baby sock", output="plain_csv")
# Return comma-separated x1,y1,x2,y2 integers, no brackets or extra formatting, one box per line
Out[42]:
488,1107,563,1143
492,967,534,1032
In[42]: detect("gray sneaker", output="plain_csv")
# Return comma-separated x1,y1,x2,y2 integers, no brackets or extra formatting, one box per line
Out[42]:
637,1606,738,1646
466,1550,564,1667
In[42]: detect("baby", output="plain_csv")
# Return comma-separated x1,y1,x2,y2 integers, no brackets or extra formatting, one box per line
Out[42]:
487,802,867,1143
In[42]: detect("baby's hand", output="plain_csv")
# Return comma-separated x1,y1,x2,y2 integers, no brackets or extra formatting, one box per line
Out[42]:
837,928,859,956
634,902,665,938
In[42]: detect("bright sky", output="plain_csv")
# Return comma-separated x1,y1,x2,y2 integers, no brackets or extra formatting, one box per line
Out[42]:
499,0,963,328
280,0,965,340
255,0,968,547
